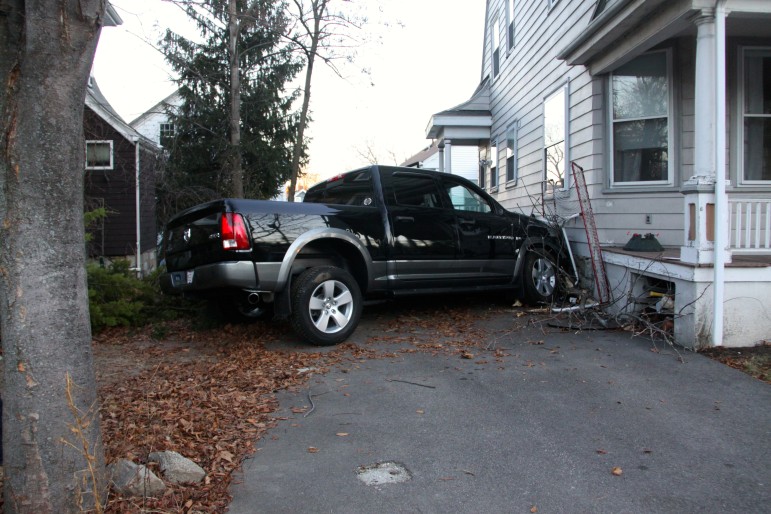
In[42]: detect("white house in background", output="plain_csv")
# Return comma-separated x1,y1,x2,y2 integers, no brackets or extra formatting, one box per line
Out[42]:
426,0,771,348
401,141,480,184
130,91,183,148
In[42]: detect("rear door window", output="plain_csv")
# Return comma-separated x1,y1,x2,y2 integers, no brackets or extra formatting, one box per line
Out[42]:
304,170,375,206
386,173,445,209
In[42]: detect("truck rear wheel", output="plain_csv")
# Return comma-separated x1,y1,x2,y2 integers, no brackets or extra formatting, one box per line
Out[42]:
290,266,362,346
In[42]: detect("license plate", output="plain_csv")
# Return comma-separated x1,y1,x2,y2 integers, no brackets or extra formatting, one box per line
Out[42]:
186,271,194,284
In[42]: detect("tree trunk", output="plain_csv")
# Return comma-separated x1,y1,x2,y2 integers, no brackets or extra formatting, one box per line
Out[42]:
228,0,244,198
288,0,324,202
0,1,107,511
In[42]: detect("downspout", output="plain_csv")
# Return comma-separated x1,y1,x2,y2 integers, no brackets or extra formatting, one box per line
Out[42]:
712,0,727,346
133,137,142,278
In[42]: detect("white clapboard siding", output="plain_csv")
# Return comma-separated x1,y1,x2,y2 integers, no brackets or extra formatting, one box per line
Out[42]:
482,0,691,250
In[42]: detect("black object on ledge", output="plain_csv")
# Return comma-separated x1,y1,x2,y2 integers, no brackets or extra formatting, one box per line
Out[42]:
623,233,664,252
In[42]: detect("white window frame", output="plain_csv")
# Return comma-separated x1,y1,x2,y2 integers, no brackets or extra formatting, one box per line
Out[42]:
159,122,175,145
492,15,501,78
478,146,487,189
506,0,515,51
738,46,771,185
506,122,518,185
543,83,570,194
608,49,674,188
490,139,499,190
85,140,114,170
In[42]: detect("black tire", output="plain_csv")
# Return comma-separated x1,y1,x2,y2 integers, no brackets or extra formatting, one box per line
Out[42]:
290,266,362,346
523,248,559,305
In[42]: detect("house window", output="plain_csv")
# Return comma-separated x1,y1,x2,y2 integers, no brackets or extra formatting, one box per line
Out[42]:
610,50,671,185
85,140,113,170
490,140,498,189
159,123,175,147
492,15,501,78
742,47,771,182
592,0,609,19
544,85,568,192
506,122,518,183
478,147,487,188
506,0,515,50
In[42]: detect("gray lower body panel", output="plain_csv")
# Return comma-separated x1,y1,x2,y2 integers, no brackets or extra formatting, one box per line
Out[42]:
161,261,259,294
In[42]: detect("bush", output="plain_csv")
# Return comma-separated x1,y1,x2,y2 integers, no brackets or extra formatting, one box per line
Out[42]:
87,260,193,332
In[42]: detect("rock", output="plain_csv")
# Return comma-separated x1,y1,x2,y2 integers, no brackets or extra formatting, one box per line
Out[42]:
148,450,206,485
108,459,165,497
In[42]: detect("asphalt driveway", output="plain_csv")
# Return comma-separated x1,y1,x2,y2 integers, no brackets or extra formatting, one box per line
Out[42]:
229,300,771,513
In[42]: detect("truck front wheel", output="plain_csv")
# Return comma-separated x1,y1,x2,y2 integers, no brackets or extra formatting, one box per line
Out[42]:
290,266,363,346
523,249,559,305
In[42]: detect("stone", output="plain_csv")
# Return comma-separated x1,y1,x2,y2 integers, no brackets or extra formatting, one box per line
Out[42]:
148,450,206,485
108,459,165,497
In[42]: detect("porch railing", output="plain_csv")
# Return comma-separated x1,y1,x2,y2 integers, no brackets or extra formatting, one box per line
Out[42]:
728,199,771,254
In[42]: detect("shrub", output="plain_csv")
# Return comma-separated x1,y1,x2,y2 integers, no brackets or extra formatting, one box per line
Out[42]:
87,260,196,332
87,260,146,330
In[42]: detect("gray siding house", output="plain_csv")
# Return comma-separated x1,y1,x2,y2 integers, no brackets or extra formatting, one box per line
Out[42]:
427,0,771,348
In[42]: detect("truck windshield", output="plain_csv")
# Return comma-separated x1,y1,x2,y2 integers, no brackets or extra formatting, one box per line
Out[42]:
304,170,374,206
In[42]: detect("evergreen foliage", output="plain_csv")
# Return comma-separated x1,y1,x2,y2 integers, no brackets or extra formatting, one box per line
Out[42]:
87,260,192,331
158,0,304,224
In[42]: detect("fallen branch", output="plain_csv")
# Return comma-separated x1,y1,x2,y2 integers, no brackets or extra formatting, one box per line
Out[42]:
385,379,436,389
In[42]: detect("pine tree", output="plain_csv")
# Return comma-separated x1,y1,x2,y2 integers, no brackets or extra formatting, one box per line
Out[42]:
158,0,303,222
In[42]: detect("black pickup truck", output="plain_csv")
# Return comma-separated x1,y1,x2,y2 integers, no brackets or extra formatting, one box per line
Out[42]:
160,165,571,345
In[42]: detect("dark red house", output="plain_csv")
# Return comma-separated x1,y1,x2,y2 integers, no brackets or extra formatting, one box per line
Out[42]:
83,78,161,276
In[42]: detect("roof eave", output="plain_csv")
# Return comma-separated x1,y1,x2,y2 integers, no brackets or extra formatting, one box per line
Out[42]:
104,3,123,27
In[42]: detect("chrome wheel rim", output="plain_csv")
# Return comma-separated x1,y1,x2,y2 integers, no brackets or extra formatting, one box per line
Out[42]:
308,279,354,334
531,257,556,297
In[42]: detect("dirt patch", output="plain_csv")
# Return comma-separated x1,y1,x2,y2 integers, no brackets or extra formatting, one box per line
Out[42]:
700,342,771,384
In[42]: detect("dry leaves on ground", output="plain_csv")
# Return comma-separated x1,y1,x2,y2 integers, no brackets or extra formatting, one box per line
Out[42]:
96,320,369,513
95,303,507,512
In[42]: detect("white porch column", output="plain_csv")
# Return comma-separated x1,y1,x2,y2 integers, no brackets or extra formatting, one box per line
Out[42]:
693,11,715,179
444,139,453,174
681,10,730,266
438,140,445,173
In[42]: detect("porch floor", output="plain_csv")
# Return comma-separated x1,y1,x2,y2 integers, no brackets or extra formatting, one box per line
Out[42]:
602,247,771,268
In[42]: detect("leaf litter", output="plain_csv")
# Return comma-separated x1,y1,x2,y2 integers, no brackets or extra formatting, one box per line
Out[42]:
92,301,516,512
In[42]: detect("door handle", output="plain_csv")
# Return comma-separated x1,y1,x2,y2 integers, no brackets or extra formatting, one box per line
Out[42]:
395,216,414,222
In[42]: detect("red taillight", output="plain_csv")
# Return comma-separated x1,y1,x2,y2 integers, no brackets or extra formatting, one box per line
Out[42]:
221,212,250,250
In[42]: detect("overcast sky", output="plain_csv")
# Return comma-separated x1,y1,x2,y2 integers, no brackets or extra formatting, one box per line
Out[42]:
92,0,485,178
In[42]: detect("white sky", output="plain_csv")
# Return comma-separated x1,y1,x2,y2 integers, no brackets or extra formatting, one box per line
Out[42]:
93,0,485,179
